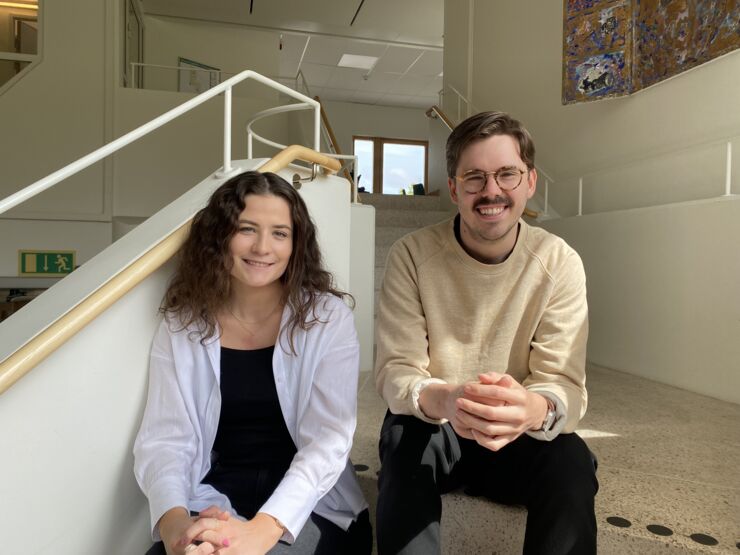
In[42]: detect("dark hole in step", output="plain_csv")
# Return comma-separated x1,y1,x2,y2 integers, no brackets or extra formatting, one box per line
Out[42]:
690,533,718,546
353,464,369,472
646,524,673,536
606,516,631,528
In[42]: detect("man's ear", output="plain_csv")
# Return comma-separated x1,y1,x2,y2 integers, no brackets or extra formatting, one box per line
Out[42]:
526,168,537,200
448,177,459,205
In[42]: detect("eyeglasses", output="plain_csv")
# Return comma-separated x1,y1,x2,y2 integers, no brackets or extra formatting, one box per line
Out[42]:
455,168,528,193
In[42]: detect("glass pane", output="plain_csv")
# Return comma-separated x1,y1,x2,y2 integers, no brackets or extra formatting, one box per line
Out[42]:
353,139,374,192
0,59,30,88
382,143,425,195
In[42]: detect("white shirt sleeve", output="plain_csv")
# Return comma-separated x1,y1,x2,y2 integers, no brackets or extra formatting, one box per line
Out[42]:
259,301,360,543
133,319,198,541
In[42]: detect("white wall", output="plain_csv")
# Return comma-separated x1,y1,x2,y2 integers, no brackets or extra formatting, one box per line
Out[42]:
541,198,740,404
113,87,290,217
0,0,109,220
0,219,112,276
143,15,281,100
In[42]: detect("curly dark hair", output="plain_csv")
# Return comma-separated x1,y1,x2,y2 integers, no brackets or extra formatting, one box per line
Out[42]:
161,170,351,353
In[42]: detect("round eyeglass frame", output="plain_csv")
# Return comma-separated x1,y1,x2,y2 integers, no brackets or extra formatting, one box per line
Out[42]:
454,168,529,193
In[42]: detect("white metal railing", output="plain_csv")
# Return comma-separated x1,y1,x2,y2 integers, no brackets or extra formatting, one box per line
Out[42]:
573,135,736,217
435,86,555,216
0,70,322,216
246,104,360,203
294,69,342,160
440,83,475,123
243,68,360,202
123,63,358,200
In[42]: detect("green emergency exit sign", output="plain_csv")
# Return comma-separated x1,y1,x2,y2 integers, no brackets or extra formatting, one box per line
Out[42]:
18,250,76,277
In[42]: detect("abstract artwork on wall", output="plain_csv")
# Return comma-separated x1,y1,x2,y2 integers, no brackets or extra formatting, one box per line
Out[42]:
563,0,740,104
564,0,633,103
634,0,740,89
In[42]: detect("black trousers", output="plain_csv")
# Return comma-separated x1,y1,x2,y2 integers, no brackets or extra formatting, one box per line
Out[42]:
376,412,598,555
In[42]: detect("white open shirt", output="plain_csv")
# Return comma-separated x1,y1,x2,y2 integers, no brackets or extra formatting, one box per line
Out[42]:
133,294,367,543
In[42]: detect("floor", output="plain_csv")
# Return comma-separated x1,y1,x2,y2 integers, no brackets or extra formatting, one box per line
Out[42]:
350,363,740,554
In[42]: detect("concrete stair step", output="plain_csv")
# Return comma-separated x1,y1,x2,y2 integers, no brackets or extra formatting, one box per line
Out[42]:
374,208,451,228
376,226,416,247
375,245,391,268
360,192,445,211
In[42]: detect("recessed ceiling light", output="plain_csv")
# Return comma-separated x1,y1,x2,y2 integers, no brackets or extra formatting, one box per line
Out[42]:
338,54,378,71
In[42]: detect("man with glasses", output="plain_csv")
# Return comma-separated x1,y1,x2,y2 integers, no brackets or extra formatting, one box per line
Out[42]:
374,111,597,554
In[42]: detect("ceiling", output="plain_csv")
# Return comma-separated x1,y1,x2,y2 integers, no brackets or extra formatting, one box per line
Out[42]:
142,0,444,108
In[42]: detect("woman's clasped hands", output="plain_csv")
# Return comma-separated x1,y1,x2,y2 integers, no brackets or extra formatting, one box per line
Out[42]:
172,506,284,555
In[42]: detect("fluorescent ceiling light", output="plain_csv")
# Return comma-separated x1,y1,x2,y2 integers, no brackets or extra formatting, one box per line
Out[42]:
0,1,38,8
338,54,378,71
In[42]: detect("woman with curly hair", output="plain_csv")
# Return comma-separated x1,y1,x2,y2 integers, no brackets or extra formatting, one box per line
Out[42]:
134,171,371,555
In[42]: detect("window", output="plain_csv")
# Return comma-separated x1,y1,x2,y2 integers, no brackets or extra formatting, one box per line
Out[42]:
353,136,428,195
0,0,39,90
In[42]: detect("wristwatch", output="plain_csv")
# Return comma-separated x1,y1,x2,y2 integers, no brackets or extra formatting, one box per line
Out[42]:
539,399,557,432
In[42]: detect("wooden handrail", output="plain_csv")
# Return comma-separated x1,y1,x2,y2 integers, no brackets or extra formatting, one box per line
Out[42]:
257,144,341,174
425,105,455,131
0,146,341,396
314,96,354,183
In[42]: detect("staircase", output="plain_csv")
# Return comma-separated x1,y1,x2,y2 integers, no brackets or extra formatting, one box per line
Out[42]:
359,192,453,312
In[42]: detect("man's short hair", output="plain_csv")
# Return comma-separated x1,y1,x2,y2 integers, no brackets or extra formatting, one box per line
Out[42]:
446,111,536,178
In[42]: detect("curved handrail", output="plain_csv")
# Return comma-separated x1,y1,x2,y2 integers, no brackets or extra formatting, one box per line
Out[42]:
0,146,339,396
246,103,359,202
425,105,455,131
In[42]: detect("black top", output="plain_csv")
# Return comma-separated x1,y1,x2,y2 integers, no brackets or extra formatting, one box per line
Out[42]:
210,345,297,468
201,345,298,518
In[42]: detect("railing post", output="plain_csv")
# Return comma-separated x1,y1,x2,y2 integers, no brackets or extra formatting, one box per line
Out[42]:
314,104,321,152
544,179,549,216
725,141,733,196
248,132,253,159
215,87,239,179
578,177,583,216
352,154,359,203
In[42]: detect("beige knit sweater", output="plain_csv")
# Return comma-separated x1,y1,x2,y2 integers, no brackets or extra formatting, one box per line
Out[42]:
374,217,589,436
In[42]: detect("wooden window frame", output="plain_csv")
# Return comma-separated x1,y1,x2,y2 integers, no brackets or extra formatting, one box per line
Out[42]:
353,135,429,195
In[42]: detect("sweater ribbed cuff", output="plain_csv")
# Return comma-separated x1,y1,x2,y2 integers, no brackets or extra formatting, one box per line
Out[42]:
410,378,449,424
524,391,566,441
